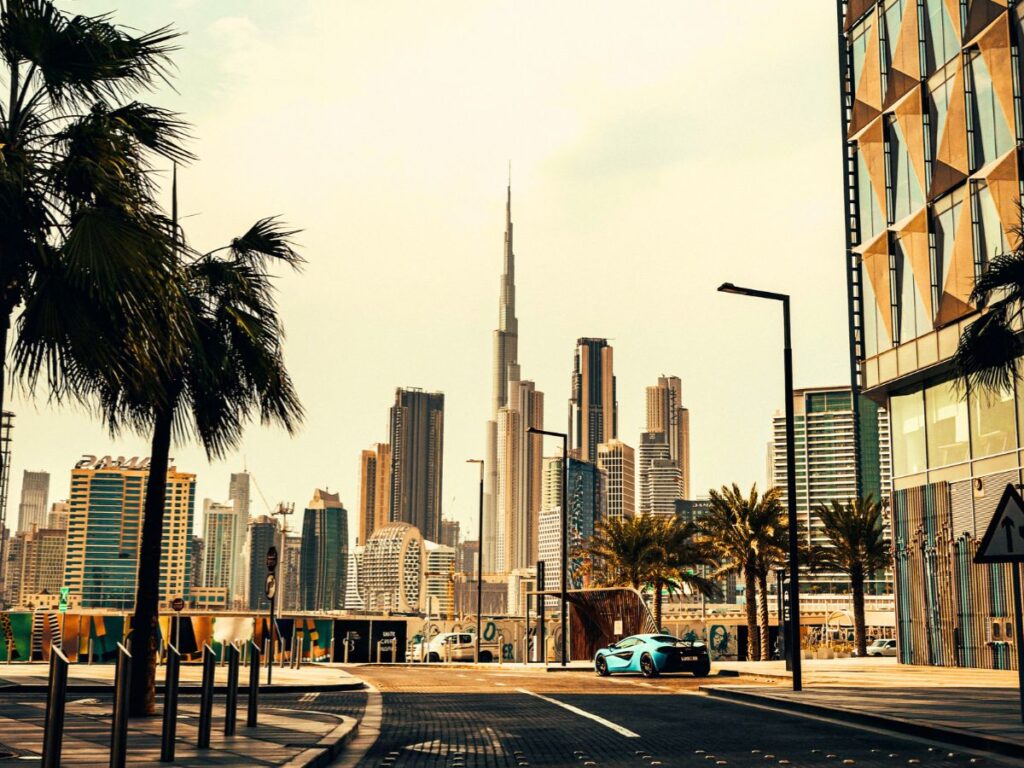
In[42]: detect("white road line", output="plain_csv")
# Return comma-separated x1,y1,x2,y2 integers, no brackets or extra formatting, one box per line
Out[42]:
515,688,640,738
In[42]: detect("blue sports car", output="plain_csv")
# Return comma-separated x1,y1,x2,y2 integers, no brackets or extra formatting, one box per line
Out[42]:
594,633,711,678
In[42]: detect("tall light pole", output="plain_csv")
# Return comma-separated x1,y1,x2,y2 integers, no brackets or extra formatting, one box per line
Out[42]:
717,281,803,692
466,459,484,664
527,427,568,667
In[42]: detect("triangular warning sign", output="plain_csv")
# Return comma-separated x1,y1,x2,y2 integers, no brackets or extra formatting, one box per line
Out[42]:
975,484,1024,564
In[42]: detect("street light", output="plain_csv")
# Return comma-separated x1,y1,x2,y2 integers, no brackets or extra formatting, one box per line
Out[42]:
717,281,803,692
466,459,484,664
526,427,568,667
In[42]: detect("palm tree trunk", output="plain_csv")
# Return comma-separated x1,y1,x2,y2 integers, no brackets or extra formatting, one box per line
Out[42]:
852,567,867,658
128,402,175,717
653,580,663,631
757,569,771,661
0,317,8,577
744,559,759,661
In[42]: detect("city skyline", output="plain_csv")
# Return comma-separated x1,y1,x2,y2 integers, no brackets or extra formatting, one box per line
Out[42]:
1,1,850,546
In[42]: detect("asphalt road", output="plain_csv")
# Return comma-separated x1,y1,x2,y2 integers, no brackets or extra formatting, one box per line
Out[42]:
288,666,1019,768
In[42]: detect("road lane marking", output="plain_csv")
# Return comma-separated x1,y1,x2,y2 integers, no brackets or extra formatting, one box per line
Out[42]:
299,692,320,702
515,688,640,738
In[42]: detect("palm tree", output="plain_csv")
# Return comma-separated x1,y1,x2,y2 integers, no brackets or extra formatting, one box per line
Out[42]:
701,484,782,661
99,205,304,716
587,515,714,630
952,245,1024,394
753,514,788,662
807,496,890,657
1,1,190,566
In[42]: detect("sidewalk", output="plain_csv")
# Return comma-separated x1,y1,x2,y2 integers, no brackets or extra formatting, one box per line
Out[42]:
0,696,358,766
700,658,1024,758
0,661,365,692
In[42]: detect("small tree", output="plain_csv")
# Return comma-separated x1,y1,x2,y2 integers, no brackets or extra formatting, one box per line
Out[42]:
808,496,890,657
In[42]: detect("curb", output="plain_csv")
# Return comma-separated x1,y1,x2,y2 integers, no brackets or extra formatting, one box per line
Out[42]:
282,714,360,768
0,681,365,694
701,686,1024,759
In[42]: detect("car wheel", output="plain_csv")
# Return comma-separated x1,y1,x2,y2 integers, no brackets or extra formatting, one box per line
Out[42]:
640,653,659,678
479,650,493,663
595,656,610,677
691,657,711,678
428,652,440,663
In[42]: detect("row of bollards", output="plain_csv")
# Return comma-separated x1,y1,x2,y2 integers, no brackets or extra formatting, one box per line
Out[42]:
42,638,265,766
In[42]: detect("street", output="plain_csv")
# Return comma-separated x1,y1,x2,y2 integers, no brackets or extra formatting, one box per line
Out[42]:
279,666,1017,768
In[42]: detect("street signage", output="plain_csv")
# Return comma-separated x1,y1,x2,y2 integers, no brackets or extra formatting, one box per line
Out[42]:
975,484,1024,563
58,587,69,613
266,546,278,572
265,573,277,600
171,597,185,612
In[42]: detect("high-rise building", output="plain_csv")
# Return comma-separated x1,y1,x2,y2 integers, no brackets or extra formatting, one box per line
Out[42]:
300,489,348,612
638,431,682,516
47,501,69,531
0,412,13,583
247,515,280,611
344,545,365,611
542,457,605,541
9,526,66,608
2,533,23,607
17,471,49,533
64,461,195,610
837,2,1024,668
282,533,302,612
228,472,250,608
596,440,635,520
458,539,479,575
358,443,391,545
190,536,204,589
359,522,423,613
646,376,691,499
423,540,456,617
483,184,544,578
389,388,444,543
570,338,617,463
440,519,460,549
201,499,237,595
496,379,544,573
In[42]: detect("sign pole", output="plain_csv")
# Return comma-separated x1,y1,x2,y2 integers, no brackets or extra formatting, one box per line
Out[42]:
1013,563,1024,724
265,546,278,686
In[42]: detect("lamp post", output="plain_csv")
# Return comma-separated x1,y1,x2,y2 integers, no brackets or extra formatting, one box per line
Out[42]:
466,459,484,664
717,281,803,692
527,427,568,667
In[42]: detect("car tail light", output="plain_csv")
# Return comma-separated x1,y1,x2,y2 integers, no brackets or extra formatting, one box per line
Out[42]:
656,645,677,654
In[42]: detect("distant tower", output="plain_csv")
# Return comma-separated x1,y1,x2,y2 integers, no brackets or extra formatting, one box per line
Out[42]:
358,443,391,544
17,470,49,532
570,338,617,463
389,388,445,543
645,375,690,499
201,499,237,594
638,431,682,516
228,472,250,608
597,439,635,520
300,489,348,612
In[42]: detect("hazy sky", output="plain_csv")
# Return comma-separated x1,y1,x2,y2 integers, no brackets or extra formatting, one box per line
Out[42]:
5,1,849,543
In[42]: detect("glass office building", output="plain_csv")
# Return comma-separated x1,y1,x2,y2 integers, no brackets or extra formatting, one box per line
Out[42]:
839,0,1024,668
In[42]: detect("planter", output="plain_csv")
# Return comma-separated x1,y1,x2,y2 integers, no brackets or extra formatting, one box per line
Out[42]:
815,648,834,660
801,650,814,660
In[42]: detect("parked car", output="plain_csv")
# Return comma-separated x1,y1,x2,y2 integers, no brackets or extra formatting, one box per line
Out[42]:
410,632,494,662
594,633,711,678
863,638,897,657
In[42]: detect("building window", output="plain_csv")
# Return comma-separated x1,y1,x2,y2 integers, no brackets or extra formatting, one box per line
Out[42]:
891,389,927,476
852,14,874,105
971,180,1008,272
882,0,907,102
925,379,969,467
922,0,960,75
927,63,957,187
969,384,1016,458
886,116,925,223
966,50,1013,172
894,233,930,344
858,150,885,241
931,189,963,318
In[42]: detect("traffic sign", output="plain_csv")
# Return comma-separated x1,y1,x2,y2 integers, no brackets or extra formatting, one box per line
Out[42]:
265,573,277,599
58,587,69,613
171,597,185,612
266,546,278,572
975,484,1024,563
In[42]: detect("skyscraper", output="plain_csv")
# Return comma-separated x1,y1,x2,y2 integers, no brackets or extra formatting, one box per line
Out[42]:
440,519,460,549
201,499,237,596
771,387,891,593
47,501,69,531
9,526,66,608
389,388,444,543
358,443,391,545
570,338,617,463
597,439,635,520
282,533,302,612
483,184,544,576
638,431,682,516
228,472,250,608
247,515,280,611
300,489,348,612
64,460,195,610
645,375,691,499
0,412,13,581
17,470,49,533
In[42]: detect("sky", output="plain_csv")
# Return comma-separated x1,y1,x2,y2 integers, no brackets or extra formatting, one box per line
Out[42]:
4,1,850,544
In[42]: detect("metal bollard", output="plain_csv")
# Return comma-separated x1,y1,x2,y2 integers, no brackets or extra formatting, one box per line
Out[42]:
329,636,335,664
376,639,382,664
160,645,181,762
246,641,261,728
42,647,69,768
498,634,504,667
110,642,131,768
224,643,239,736
197,644,216,749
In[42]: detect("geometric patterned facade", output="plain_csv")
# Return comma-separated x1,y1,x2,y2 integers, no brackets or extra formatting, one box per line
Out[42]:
840,0,1024,670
